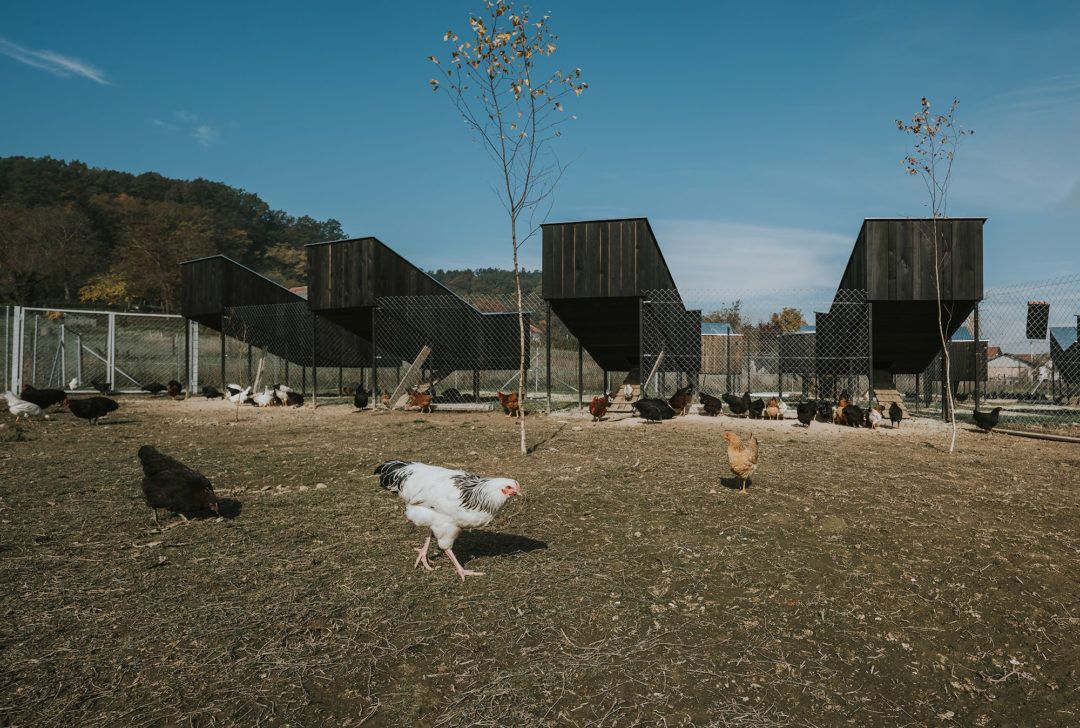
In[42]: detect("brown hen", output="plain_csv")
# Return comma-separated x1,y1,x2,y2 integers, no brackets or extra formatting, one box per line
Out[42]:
722,431,759,493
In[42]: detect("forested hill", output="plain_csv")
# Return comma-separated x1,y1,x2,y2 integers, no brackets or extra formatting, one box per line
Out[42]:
429,268,541,298
0,156,344,312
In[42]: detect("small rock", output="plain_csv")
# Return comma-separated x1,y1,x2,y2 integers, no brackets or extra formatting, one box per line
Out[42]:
315,483,328,490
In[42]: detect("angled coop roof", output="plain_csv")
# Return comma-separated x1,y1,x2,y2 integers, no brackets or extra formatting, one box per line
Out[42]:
180,255,304,329
305,236,524,371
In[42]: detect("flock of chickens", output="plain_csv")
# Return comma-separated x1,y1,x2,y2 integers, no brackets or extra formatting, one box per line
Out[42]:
587,385,911,431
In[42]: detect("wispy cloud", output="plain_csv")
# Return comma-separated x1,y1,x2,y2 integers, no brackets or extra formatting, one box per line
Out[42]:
0,36,109,84
152,111,221,148
651,219,851,295
191,124,220,149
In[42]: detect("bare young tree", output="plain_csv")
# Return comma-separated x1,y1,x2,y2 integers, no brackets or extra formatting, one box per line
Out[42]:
896,97,973,453
430,1,587,455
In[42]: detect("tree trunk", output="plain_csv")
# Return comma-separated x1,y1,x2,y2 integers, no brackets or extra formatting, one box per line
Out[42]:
932,217,958,453
512,216,527,456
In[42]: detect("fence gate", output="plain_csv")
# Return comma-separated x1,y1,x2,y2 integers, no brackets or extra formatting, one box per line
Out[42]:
4,306,188,394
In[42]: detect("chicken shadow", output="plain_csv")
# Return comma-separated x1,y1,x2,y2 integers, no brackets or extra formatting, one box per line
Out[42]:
719,476,752,492
453,531,547,566
526,424,567,454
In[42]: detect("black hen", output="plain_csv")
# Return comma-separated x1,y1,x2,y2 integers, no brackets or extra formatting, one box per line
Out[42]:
92,380,115,395
354,385,369,410
632,398,676,421
142,383,167,395
723,392,750,417
166,380,183,398
138,445,218,525
955,392,970,403
286,391,305,407
816,399,833,421
972,407,1002,433
889,402,903,428
748,398,766,419
796,401,815,427
19,385,67,410
202,385,224,399
65,396,119,424
842,403,863,428
699,392,724,416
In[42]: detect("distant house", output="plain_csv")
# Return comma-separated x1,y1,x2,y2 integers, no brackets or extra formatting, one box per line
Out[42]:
986,352,1037,386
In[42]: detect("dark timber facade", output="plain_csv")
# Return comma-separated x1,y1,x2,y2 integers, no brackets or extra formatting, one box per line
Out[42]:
836,218,986,376
541,218,698,373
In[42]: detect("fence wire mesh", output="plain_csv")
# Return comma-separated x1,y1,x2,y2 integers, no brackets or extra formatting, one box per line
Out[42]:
220,301,369,398
4,273,1078,432
894,274,1080,433
5,307,187,393
640,288,872,405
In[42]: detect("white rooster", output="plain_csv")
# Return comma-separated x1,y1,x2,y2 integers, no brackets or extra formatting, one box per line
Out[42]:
4,391,45,421
375,461,522,581
252,387,277,407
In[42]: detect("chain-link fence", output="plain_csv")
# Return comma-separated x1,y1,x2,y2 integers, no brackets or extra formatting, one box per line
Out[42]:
640,288,872,404
894,274,1080,433
3,306,188,394
6,273,1078,430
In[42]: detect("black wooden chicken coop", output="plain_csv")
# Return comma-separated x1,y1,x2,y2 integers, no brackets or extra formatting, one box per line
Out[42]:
305,236,526,395
541,217,701,404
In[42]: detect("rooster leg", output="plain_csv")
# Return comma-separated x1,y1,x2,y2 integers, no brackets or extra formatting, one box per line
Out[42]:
444,548,484,580
150,509,161,528
740,478,748,493
414,533,435,571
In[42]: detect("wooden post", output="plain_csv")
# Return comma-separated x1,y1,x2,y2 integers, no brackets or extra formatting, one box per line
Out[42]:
545,302,552,413
184,320,191,399
603,370,609,396
247,342,253,384
473,369,480,402
915,372,920,415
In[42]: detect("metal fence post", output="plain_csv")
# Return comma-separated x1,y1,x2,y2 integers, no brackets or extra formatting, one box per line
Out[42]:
371,307,378,402
10,306,23,393
106,312,116,388
220,327,226,388
545,302,552,413
972,303,980,410
311,311,318,407
867,300,874,403
577,340,584,410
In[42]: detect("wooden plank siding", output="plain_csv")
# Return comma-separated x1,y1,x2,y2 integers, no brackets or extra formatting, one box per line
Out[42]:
541,218,692,371
832,218,986,374
541,218,678,300
837,218,985,302
180,255,303,328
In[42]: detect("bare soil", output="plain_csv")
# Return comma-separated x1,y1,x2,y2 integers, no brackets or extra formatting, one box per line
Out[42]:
2,398,1079,727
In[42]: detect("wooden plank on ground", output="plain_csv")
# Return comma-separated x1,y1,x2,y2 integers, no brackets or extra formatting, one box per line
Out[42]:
388,345,431,408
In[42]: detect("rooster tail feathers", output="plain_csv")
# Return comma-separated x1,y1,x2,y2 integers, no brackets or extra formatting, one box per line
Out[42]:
375,460,412,491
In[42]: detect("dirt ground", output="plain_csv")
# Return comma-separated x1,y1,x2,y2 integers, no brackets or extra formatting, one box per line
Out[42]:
2,397,1079,727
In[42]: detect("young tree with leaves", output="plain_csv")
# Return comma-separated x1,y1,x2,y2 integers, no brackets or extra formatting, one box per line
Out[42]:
429,1,587,455
896,97,973,453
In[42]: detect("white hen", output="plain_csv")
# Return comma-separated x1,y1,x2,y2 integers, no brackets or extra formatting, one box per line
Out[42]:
227,385,251,404
4,391,45,421
252,387,276,407
375,461,521,580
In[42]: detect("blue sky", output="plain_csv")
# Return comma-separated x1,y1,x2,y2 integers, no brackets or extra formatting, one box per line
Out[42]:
2,1,1078,291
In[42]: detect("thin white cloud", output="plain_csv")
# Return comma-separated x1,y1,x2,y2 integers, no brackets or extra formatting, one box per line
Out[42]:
151,112,222,148
651,219,852,299
0,36,109,84
192,124,220,148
